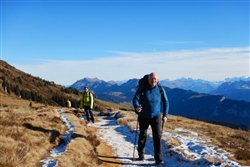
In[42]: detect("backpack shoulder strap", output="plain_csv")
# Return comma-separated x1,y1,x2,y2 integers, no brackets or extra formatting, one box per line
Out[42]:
89,91,93,98
158,85,164,101
158,85,163,94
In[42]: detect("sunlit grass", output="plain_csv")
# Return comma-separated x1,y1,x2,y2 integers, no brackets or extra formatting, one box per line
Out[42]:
116,111,250,166
0,104,65,167
1,92,249,166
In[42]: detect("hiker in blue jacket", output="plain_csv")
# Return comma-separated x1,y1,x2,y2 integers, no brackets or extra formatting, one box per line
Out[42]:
133,72,169,164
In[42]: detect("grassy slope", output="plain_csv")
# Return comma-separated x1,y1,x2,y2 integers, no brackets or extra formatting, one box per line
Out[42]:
0,85,249,166
0,90,125,167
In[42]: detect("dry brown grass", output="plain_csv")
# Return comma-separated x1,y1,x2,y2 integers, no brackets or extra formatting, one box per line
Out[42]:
165,115,250,165
120,111,250,166
1,90,250,166
0,91,123,167
0,104,65,167
55,112,122,167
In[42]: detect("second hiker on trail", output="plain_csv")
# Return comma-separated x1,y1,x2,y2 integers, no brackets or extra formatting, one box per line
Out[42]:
66,99,71,109
80,86,95,123
133,72,169,165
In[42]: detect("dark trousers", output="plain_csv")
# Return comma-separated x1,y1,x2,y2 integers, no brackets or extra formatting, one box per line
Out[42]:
84,106,94,123
138,114,162,161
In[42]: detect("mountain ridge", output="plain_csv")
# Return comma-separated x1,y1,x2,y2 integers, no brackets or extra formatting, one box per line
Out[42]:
0,60,131,111
209,80,250,102
70,77,250,130
1,60,249,130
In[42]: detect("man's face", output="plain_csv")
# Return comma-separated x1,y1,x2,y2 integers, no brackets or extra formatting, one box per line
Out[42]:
148,73,158,88
84,87,88,92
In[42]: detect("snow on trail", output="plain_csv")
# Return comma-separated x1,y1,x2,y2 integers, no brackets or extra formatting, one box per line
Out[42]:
41,109,75,167
40,110,249,167
89,115,249,167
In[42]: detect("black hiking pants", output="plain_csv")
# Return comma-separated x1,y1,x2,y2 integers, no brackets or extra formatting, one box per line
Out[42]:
84,106,94,123
137,114,162,161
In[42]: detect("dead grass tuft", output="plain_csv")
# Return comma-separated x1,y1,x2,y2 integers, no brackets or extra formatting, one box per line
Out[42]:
51,116,62,123
231,134,249,142
235,149,250,160
87,134,101,148
117,117,129,126
165,136,180,147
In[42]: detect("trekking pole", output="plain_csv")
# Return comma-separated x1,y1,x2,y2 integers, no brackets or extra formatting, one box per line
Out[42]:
132,115,139,161
161,119,165,136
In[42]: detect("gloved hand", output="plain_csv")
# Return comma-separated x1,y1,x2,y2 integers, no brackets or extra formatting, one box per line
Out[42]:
162,117,168,122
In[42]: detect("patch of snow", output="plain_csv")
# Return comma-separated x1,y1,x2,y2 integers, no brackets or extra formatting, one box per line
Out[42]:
89,115,249,167
41,110,250,167
40,159,58,167
50,115,75,157
41,110,75,167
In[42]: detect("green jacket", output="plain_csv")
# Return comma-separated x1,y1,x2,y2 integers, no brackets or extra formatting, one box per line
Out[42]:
80,92,94,109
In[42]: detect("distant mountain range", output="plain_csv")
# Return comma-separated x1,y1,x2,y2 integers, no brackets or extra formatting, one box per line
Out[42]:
71,76,250,102
160,78,222,93
70,77,250,130
159,77,250,102
209,80,250,102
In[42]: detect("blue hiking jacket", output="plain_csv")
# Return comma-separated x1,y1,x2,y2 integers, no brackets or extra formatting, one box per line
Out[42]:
133,84,169,119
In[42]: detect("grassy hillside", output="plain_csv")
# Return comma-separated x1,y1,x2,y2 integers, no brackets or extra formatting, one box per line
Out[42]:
0,60,78,106
0,60,249,166
0,85,133,167
1,92,250,166
0,60,131,111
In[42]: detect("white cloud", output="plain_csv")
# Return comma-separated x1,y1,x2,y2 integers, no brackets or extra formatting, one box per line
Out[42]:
14,46,249,86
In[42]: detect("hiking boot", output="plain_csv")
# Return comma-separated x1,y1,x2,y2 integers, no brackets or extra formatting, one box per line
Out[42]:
138,154,144,160
155,160,164,164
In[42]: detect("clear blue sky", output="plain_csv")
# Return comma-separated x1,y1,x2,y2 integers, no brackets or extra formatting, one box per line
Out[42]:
1,0,249,86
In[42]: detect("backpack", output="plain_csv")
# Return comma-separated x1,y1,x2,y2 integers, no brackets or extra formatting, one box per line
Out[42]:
83,91,93,102
137,74,164,103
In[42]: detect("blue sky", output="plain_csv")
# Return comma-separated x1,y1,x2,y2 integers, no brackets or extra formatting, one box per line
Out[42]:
1,0,249,86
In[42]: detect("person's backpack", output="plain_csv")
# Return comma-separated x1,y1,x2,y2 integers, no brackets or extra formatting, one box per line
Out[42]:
137,74,164,103
88,91,94,102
